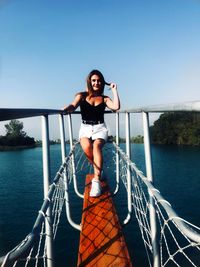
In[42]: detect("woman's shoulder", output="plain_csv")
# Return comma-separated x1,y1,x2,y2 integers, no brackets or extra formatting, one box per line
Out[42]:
75,91,88,99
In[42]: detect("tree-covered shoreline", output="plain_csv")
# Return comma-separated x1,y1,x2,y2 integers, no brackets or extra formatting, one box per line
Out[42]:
150,112,200,146
110,112,200,146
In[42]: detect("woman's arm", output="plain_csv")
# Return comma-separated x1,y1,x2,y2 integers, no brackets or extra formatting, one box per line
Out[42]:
104,83,120,111
63,93,82,113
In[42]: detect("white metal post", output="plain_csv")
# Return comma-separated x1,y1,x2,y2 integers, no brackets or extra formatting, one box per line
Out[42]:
67,114,83,198
41,115,54,267
59,114,66,162
59,114,81,230
142,111,160,267
114,112,120,194
124,112,132,224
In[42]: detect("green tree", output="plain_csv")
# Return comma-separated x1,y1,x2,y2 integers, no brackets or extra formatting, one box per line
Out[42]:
5,119,26,137
0,120,36,148
150,112,200,145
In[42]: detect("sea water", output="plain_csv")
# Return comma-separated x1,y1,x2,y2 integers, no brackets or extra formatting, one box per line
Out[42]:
0,144,200,266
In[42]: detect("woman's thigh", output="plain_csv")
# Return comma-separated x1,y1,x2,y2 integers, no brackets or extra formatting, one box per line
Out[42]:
80,137,93,153
93,138,105,151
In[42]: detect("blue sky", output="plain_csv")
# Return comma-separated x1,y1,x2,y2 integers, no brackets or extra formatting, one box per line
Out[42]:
0,0,200,138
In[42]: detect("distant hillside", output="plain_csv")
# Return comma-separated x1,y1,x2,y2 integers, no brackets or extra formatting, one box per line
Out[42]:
150,112,200,145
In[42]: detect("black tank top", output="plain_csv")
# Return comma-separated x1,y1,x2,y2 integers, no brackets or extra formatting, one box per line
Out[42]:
80,97,106,122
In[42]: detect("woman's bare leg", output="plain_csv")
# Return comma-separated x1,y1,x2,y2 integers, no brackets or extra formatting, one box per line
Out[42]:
92,138,105,180
80,137,105,180
80,137,93,164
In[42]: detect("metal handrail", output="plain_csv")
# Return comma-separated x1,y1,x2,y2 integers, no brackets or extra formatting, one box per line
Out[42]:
0,108,113,122
0,108,61,121
118,100,200,113
1,100,200,122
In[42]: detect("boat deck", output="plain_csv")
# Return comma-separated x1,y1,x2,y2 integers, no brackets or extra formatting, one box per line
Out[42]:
77,174,132,267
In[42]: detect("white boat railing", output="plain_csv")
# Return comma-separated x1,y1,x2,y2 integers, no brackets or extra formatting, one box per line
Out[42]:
0,101,200,267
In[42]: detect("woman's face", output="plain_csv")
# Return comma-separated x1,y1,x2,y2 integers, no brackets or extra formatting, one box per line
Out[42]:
90,74,102,92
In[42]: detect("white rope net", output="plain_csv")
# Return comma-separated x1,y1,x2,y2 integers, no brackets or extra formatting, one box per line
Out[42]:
108,143,200,267
1,142,200,267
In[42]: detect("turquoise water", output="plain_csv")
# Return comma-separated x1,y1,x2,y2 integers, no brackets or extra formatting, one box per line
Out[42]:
0,144,200,266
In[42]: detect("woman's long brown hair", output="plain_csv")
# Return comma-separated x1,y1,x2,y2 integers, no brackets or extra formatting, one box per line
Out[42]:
86,69,110,97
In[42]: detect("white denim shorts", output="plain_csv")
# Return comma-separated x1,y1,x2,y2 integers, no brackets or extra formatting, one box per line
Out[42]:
79,123,108,141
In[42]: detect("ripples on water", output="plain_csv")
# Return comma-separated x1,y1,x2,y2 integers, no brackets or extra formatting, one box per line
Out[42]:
0,144,200,266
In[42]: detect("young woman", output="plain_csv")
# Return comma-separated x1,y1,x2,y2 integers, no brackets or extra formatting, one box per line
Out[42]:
63,69,120,197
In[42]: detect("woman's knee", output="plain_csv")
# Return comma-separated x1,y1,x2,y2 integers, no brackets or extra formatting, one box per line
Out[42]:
93,139,105,151
80,138,93,154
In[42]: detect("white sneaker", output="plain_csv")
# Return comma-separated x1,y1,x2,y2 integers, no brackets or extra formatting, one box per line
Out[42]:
90,178,101,197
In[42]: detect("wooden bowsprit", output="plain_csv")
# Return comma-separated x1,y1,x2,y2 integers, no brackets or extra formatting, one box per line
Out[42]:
77,174,132,267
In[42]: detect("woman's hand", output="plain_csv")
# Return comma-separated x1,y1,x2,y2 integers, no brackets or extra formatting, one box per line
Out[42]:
62,105,75,114
62,106,69,115
109,83,117,91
